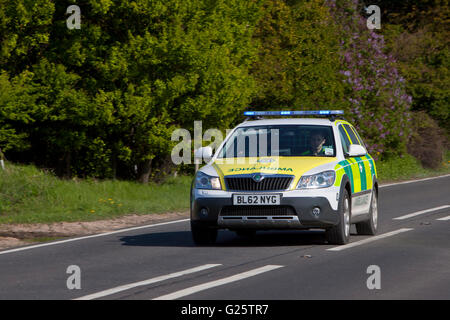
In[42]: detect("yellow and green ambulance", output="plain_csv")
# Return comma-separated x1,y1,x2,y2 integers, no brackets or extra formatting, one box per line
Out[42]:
191,111,378,245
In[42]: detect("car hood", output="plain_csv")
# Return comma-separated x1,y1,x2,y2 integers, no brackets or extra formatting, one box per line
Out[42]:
211,156,337,178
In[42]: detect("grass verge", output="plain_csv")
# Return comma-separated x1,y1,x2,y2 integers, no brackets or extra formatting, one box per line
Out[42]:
0,163,191,224
377,151,450,182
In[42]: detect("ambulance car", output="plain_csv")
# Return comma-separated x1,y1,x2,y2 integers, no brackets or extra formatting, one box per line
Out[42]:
191,111,378,245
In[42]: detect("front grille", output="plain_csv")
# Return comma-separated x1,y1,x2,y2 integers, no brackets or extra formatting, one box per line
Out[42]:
225,176,293,191
220,205,296,216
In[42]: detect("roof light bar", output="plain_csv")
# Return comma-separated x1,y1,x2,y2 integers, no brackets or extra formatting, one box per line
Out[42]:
244,110,344,117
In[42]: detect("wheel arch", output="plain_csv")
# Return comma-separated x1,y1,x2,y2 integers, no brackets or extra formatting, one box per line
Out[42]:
339,174,352,210
373,176,379,196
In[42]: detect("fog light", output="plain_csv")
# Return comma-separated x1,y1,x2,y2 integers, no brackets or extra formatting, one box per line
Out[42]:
312,207,320,218
200,208,209,218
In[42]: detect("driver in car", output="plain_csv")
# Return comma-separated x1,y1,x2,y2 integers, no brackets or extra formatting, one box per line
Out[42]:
301,131,329,156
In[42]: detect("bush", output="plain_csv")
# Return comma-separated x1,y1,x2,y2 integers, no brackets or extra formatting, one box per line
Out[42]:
407,111,447,169
377,154,424,181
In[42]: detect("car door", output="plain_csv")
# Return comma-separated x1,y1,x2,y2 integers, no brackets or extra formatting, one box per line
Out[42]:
338,124,361,195
342,124,372,215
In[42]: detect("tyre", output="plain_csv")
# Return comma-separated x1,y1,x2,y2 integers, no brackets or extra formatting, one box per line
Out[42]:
191,222,218,245
356,189,378,235
326,189,351,245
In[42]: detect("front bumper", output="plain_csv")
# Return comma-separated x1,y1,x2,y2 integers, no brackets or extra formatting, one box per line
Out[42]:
191,189,340,230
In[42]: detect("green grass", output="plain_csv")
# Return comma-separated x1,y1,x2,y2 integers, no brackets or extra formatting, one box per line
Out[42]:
377,151,450,183
0,163,191,224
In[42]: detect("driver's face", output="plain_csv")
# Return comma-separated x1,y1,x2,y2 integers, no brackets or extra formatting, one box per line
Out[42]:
310,134,325,149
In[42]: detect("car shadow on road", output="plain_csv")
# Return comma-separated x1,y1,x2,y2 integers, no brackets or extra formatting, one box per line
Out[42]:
119,230,330,248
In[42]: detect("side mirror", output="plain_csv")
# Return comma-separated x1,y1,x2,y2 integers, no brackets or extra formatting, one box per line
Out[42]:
194,146,213,163
347,144,367,157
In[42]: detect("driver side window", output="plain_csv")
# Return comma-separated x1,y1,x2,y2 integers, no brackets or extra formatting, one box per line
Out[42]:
338,125,351,155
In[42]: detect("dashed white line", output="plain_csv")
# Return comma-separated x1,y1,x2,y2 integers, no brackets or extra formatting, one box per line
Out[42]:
152,265,284,300
327,228,413,252
437,215,450,221
393,205,450,220
74,264,222,300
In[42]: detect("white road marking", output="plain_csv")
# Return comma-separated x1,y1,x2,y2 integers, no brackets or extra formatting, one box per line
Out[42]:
0,219,190,256
437,215,450,221
327,228,413,252
393,205,450,220
74,264,221,300
152,265,284,300
379,174,450,188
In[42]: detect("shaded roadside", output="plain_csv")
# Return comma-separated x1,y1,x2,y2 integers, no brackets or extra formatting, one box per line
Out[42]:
0,211,189,250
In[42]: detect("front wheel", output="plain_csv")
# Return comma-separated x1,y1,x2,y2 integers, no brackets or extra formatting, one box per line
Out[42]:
191,222,218,245
325,189,351,245
356,189,378,235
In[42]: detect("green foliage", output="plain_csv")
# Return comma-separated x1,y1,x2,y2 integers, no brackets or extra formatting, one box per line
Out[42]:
0,0,54,74
0,0,447,181
385,25,449,134
0,71,37,152
0,0,263,180
328,0,413,160
250,0,347,110
376,0,450,134
407,111,446,169
377,152,450,182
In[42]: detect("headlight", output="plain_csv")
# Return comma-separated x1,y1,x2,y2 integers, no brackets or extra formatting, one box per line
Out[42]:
195,172,222,190
297,171,335,189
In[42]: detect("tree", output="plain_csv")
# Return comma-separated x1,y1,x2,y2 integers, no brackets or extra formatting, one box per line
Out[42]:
375,0,450,135
0,0,263,181
250,0,347,110
327,0,413,159
0,71,36,154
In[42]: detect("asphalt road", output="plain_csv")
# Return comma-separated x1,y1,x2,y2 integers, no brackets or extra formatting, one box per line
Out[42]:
0,175,449,300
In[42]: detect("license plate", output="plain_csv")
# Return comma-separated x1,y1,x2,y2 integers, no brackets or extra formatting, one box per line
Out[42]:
233,194,281,205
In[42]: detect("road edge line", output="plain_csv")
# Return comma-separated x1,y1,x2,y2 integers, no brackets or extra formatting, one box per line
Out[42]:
327,228,413,252
0,218,190,256
379,174,450,188
393,205,450,220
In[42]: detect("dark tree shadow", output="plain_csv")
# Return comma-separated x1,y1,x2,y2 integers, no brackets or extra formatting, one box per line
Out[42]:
119,229,332,248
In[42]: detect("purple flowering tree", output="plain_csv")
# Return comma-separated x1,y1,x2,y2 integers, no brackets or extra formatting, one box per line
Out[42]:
327,0,412,160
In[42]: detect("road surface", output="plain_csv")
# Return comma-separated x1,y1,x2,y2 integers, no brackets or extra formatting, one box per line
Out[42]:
0,175,449,300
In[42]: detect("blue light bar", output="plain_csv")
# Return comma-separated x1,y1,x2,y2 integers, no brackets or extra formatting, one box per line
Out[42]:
244,110,344,116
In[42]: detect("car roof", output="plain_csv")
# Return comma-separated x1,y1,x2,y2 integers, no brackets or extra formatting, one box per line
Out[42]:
237,118,337,128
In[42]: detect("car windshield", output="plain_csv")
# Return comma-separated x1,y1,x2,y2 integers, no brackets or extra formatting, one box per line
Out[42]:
218,125,336,158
